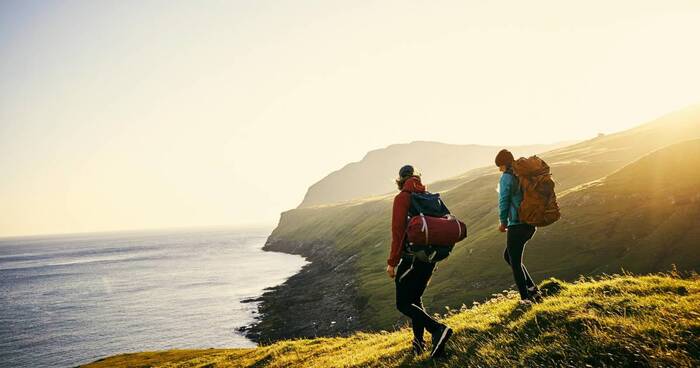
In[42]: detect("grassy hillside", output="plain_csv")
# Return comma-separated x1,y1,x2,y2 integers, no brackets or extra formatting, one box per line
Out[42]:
423,138,700,328
83,274,700,367
298,141,570,207
259,104,700,335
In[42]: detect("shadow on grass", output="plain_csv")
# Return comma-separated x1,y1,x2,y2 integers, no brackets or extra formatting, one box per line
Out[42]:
391,303,530,368
391,279,569,367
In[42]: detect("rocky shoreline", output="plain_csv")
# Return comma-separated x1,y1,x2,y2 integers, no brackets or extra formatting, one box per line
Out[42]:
238,237,366,343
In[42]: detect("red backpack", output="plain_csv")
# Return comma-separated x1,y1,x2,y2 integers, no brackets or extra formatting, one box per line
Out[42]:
403,192,467,263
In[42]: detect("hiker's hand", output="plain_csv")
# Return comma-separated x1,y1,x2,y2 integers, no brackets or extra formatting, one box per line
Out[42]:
498,223,507,233
386,265,396,278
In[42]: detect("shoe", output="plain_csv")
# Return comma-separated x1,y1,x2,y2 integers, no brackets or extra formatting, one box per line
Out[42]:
529,291,544,303
412,338,426,355
527,287,544,303
518,299,533,306
430,324,453,358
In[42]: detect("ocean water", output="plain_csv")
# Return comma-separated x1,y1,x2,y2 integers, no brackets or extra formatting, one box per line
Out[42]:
0,227,307,368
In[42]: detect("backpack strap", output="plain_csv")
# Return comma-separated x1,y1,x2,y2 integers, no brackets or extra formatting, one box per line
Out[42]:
505,171,519,195
419,213,429,244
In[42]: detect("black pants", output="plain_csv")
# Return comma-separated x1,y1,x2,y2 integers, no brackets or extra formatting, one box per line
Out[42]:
504,224,537,299
395,255,441,341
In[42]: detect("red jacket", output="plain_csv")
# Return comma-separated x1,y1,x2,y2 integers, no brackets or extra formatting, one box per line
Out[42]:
388,176,426,266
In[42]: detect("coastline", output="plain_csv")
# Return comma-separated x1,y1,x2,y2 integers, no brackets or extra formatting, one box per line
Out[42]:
239,236,365,343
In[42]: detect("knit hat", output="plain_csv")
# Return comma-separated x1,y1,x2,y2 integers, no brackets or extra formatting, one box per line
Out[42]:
495,149,514,167
398,165,414,178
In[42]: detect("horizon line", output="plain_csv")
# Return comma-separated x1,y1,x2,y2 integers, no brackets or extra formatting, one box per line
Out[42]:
0,222,277,241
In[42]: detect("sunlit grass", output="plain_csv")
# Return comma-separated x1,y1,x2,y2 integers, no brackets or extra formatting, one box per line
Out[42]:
83,273,700,368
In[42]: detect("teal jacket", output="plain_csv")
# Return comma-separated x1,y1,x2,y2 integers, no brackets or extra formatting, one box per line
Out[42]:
498,171,523,226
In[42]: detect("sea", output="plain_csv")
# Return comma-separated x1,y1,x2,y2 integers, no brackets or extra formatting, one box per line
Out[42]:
0,227,308,368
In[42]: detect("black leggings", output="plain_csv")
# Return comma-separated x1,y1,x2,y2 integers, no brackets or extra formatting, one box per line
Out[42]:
395,256,441,341
504,224,537,299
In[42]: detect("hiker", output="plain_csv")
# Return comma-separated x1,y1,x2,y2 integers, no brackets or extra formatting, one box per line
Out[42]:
387,165,453,358
495,149,543,304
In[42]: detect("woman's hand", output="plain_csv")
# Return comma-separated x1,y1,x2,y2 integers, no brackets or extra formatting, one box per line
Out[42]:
498,223,507,233
386,265,396,278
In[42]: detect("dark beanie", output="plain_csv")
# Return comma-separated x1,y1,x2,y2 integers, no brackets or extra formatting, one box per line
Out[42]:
398,165,414,178
495,149,514,167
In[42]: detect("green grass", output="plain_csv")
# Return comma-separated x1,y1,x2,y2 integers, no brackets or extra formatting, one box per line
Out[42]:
82,273,700,367
264,107,700,330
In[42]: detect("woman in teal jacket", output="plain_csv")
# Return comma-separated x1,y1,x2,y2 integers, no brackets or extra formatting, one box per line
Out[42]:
495,149,543,304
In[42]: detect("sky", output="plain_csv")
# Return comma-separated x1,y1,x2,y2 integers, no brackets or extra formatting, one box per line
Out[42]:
1,0,700,238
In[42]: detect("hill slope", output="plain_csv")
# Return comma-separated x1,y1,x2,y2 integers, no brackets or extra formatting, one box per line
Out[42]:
298,141,570,208
248,104,700,341
83,274,700,368
424,138,700,326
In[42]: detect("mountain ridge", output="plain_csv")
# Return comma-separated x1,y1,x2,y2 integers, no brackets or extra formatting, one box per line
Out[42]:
298,141,574,208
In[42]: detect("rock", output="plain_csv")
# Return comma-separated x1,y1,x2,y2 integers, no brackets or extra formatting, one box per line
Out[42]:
240,296,263,304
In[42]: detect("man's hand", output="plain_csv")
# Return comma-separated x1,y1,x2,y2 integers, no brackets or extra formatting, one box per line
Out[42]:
386,265,396,278
498,223,507,233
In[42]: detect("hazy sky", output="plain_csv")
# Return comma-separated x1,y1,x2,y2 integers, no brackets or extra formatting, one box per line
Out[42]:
2,1,700,237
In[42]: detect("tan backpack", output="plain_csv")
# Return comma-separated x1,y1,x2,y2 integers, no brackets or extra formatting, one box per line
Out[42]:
512,155,561,226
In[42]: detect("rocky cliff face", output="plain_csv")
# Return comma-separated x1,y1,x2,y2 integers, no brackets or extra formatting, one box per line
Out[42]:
240,237,366,343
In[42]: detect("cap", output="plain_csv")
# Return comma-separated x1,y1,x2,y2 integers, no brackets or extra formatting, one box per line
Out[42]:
398,164,414,178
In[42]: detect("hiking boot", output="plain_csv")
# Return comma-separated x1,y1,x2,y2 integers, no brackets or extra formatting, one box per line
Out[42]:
529,291,544,303
430,324,453,358
412,338,426,355
527,286,544,303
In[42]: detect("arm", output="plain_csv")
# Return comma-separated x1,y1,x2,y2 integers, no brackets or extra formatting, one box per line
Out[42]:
498,174,512,226
388,192,410,267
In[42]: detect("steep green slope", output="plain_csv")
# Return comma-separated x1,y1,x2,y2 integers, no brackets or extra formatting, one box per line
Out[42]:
83,274,700,368
558,138,700,273
255,104,700,339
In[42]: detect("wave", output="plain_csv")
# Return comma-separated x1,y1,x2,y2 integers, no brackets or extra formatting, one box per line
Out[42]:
0,244,164,263
0,253,166,271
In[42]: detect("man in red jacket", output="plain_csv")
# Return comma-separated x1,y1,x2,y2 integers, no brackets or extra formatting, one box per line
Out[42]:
387,165,452,358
